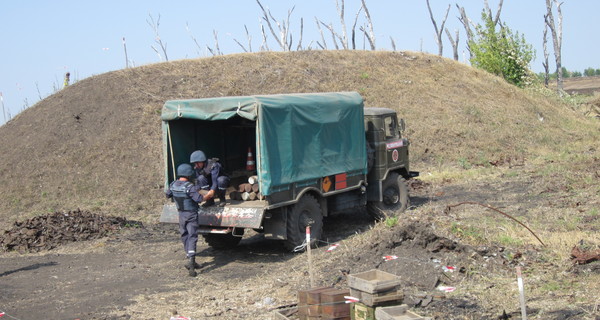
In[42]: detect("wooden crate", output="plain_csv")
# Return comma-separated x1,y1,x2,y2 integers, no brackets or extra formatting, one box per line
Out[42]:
321,288,350,319
298,286,333,319
375,304,432,320
347,269,401,294
349,287,403,307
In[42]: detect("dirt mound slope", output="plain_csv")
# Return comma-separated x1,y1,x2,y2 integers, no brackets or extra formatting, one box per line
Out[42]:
0,50,597,224
0,209,141,252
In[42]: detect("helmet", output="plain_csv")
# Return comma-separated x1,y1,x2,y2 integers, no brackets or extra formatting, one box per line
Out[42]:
176,163,194,177
190,150,206,163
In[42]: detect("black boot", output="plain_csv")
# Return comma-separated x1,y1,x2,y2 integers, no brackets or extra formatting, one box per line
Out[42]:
202,198,215,207
217,190,227,207
187,256,197,277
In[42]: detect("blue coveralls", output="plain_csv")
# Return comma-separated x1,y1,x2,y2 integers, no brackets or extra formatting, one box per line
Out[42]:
166,180,204,258
194,159,230,193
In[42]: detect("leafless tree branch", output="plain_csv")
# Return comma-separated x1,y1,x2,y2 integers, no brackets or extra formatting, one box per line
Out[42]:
233,25,253,52
314,17,328,50
296,18,304,51
360,0,375,50
456,4,475,58
147,14,168,61
484,0,504,26
317,20,341,49
185,23,203,56
542,16,550,87
335,0,349,49
351,6,363,50
445,28,459,60
426,0,450,56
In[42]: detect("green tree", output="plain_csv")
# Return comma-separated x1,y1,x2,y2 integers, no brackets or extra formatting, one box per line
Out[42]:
572,71,582,77
561,66,571,78
469,12,535,87
584,67,596,77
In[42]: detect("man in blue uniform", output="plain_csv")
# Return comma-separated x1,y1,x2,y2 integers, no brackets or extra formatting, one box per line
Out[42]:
190,150,230,207
166,163,214,277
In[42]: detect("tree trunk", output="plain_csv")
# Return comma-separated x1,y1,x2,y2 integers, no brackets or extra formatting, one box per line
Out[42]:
426,0,450,56
545,0,563,93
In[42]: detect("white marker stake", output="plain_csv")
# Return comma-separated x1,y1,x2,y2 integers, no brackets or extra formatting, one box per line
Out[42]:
307,226,315,287
516,266,527,320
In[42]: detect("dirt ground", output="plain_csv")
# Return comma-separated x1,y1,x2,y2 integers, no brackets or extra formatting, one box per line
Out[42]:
2,169,598,320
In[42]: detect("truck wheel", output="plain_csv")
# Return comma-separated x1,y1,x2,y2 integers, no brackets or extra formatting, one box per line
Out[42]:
202,233,242,249
284,194,323,252
367,172,409,220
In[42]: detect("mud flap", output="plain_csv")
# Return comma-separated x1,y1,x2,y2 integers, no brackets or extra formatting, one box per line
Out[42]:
160,203,264,229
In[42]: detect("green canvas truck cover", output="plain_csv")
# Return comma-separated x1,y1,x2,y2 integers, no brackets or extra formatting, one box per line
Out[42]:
162,92,367,196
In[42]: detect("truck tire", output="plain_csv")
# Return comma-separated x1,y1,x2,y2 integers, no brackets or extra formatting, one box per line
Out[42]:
202,233,242,249
367,172,409,220
284,194,323,252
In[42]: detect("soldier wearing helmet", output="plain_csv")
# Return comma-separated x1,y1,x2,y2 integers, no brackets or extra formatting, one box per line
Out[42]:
190,150,230,207
165,163,214,277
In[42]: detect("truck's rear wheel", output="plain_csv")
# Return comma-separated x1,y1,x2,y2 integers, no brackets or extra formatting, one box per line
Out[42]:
367,172,409,220
202,232,242,249
284,194,323,251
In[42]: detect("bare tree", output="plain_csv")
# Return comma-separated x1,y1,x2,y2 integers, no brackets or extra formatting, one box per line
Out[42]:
186,23,203,56
360,0,376,50
456,4,475,58
545,0,564,92
314,17,328,50
122,37,129,68
445,28,460,60
147,14,168,61
206,30,222,56
256,0,295,51
0,92,6,124
316,20,341,49
335,0,349,49
484,0,504,26
351,6,364,49
296,18,304,50
426,0,450,56
390,36,397,51
259,21,270,51
542,16,550,87
233,25,253,52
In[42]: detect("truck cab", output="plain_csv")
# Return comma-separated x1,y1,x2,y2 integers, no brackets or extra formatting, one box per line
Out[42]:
364,108,417,220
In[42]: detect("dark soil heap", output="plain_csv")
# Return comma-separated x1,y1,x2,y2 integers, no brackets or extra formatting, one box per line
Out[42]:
0,209,141,252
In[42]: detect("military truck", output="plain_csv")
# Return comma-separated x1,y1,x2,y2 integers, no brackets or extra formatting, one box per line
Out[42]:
160,92,418,250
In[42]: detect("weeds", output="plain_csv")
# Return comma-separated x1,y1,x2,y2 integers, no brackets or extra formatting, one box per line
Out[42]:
385,216,399,227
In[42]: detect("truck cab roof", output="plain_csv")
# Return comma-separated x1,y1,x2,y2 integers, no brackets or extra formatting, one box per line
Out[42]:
364,107,396,116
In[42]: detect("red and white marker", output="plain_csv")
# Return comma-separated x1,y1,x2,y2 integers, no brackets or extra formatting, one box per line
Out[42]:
326,244,340,252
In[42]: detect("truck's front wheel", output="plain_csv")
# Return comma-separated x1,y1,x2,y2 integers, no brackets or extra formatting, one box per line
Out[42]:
284,194,323,251
367,172,409,220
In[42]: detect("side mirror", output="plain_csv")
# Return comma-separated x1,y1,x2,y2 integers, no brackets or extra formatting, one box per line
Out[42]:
398,118,406,133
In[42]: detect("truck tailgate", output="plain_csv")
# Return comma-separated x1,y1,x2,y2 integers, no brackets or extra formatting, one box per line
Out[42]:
160,201,266,229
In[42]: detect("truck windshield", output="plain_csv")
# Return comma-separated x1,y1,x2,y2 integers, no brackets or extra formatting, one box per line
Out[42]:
383,116,399,140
